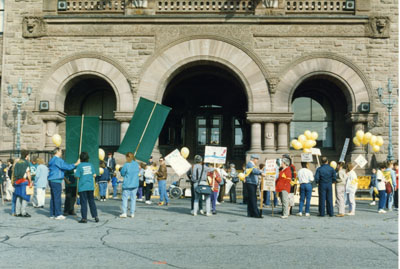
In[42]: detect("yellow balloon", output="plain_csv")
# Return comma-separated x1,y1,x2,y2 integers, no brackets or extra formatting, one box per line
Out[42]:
311,140,317,147
303,148,311,153
293,141,303,150
376,136,384,146
330,161,337,170
356,130,364,142
304,130,312,140
99,167,104,175
180,147,190,159
304,140,314,149
298,134,307,143
372,145,380,153
311,131,318,141
52,134,62,147
353,136,361,147
115,164,121,172
362,132,372,145
238,173,245,181
99,148,105,161
369,135,377,146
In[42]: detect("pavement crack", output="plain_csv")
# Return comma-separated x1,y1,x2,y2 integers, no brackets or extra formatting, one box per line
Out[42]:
369,239,398,256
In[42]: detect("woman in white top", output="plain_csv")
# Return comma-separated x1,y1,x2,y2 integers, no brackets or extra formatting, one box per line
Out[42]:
335,162,347,217
297,162,314,217
345,163,358,216
376,163,387,213
144,163,156,204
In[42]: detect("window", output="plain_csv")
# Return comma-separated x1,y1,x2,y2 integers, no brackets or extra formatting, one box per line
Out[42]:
0,0,4,34
233,118,244,146
290,97,333,148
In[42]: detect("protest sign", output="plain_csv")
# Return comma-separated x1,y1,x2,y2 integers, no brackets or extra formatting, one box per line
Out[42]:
165,149,192,177
204,146,227,164
354,154,368,168
311,148,321,156
339,138,350,162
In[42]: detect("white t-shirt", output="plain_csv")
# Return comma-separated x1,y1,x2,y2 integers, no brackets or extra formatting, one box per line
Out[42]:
376,169,386,191
297,168,314,184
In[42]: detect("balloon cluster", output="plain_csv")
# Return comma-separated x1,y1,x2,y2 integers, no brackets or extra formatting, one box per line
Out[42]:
353,130,383,153
291,130,319,153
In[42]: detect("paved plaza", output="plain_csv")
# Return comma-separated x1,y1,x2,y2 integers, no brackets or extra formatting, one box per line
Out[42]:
0,198,398,269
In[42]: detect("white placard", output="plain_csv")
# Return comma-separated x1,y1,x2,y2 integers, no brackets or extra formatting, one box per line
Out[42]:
311,148,321,156
301,153,313,163
164,149,192,176
354,154,368,168
263,174,276,191
264,159,276,174
339,138,350,162
204,146,227,164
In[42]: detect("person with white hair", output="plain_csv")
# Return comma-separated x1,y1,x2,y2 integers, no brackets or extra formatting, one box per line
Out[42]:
276,157,293,219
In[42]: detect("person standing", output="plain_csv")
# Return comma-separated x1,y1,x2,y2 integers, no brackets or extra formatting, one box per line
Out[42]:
75,152,99,223
345,163,358,216
314,156,336,217
217,165,227,204
241,163,248,205
48,147,79,220
335,162,346,217
297,162,314,217
119,152,140,218
369,168,378,206
63,170,77,216
156,157,169,206
32,158,48,208
29,157,38,188
377,163,387,213
111,173,121,199
245,154,264,218
210,169,222,214
137,163,145,201
228,163,238,203
4,159,14,202
385,161,396,211
105,152,116,173
13,150,32,217
97,161,110,202
276,158,292,219
191,155,214,216
144,163,155,204
394,161,399,209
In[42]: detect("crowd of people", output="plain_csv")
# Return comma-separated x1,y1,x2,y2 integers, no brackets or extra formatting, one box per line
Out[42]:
0,148,398,223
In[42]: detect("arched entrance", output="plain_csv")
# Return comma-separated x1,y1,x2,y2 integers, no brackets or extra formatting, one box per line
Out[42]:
159,63,250,164
64,75,121,152
290,75,352,155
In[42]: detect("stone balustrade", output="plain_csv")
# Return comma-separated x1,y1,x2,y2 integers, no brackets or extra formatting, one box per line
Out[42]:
156,0,255,13
58,0,126,13
285,1,354,14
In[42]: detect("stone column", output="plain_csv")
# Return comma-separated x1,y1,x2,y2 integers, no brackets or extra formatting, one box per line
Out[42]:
36,111,66,150
120,121,130,142
277,122,289,153
45,121,57,148
114,111,134,143
352,122,366,154
249,122,262,153
264,122,275,153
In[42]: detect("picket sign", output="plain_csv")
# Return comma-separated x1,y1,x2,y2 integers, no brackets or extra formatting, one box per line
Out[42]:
262,159,277,216
339,138,350,162
165,149,191,176
204,146,227,164
301,153,313,163
351,154,368,171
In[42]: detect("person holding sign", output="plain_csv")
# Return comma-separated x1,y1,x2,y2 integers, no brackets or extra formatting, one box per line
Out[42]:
297,162,314,217
345,163,358,216
75,152,99,223
276,158,292,219
314,157,336,217
156,157,169,206
245,154,264,218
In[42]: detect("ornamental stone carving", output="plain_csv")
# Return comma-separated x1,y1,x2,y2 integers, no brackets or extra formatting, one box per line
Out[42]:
268,77,280,94
367,16,390,38
22,17,46,38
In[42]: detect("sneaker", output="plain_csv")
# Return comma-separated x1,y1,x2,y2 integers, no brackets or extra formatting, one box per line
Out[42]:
49,216,55,219
280,216,288,219
212,211,217,215
296,213,302,217
95,217,99,223
113,197,118,200
137,198,143,202
199,210,205,215
346,212,355,216
130,214,135,219
336,214,345,217
378,209,387,214
78,219,87,223
206,213,212,217
388,208,393,212
120,213,127,218
216,201,221,205
370,201,376,206
192,213,197,216
55,215,66,220
305,213,310,217
22,213,31,218
158,202,164,206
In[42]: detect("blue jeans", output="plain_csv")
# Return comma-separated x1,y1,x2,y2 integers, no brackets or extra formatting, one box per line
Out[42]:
79,191,98,219
387,192,394,210
11,192,17,214
211,191,218,212
137,187,143,199
319,183,333,216
122,188,138,215
299,183,313,213
112,185,118,198
99,182,108,197
379,190,387,210
158,180,169,203
265,191,278,206
49,181,62,217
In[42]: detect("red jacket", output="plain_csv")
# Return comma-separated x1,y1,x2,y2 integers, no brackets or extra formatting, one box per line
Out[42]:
207,171,221,192
276,167,292,193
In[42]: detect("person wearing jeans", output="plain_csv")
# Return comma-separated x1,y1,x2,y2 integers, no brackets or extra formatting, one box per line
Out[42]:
191,155,214,216
120,152,140,218
48,147,79,220
97,162,110,202
314,157,336,217
345,163,358,216
297,162,314,217
210,170,222,214
156,158,169,206
377,163,388,213
13,150,32,218
385,161,397,211
32,158,48,208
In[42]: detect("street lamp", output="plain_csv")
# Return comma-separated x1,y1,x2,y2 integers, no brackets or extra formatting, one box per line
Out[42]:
7,78,32,157
377,78,398,161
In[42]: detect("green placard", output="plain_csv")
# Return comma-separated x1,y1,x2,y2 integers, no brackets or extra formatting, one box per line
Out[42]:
66,116,99,175
118,97,171,163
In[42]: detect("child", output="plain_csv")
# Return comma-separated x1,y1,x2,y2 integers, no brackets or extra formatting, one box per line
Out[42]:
96,161,110,201
111,173,121,199
75,152,99,223
137,163,145,202
144,163,155,204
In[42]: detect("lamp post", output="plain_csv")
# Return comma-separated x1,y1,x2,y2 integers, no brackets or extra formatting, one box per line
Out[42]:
377,78,398,161
7,78,32,157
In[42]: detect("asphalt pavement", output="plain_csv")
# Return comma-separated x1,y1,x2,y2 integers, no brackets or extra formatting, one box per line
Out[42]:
0,197,398,269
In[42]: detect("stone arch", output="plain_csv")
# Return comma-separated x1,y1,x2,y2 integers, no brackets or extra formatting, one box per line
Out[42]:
137,38,270,112
273,55,372,113
38,56,133,112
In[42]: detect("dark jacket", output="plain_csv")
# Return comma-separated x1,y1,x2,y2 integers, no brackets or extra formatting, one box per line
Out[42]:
315,164,336,184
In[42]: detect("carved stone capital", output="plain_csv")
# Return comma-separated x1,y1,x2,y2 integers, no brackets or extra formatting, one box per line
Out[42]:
22,17,46,38
247,112,293,123
345,112,378,124
366,16,390,39
34,111,66,122
114,111,133,122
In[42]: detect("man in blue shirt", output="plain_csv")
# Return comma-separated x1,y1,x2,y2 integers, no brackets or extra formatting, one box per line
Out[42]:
245,154,264,218
314,156,336,217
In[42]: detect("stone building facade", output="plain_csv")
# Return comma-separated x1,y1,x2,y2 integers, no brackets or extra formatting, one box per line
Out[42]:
0,0,398,169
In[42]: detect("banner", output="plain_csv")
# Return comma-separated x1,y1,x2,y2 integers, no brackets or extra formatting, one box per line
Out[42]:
66,116,99,174
118,97,171,163
165,149,192,177
204,146,227,164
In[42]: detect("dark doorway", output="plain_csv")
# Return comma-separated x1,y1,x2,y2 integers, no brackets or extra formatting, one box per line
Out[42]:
160,63,249,165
